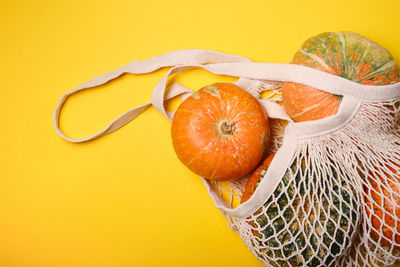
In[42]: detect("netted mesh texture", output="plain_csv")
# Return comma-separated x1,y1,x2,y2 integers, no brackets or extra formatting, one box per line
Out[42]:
209,82,400,266
227,143,361,267
336,100,400,267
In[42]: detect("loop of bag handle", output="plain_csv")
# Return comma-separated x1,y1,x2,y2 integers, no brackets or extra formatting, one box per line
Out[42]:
54,50,400,143
54,49,253,143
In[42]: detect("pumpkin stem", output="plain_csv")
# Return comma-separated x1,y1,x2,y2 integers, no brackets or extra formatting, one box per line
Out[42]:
217,119,236,135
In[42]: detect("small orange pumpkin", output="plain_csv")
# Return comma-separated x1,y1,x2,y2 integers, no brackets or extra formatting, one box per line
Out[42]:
241,153,276,203
365,163,400,249
282,31,400,122
171,83,270,181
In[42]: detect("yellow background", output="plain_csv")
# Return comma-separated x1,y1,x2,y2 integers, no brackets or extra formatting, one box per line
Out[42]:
1,0,400,266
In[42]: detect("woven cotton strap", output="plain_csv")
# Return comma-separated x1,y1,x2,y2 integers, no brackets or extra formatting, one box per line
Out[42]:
205,63,400,101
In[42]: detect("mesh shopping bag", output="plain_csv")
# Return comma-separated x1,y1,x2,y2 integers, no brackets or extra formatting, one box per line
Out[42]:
210,81,400,267
54,49,400,266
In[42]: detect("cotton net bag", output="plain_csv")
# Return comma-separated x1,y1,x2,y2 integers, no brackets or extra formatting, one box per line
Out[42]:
53,46,400,266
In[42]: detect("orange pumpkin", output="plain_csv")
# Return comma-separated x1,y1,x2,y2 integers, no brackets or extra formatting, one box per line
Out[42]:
171,83,270,181
241,153,276,203
365,163,400,249
282,31,400,122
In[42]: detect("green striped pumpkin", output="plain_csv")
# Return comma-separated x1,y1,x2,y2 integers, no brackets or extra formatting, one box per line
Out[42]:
282,31,400,122
247,159,359,266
